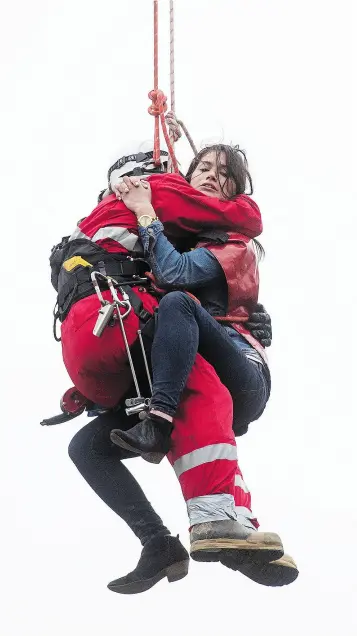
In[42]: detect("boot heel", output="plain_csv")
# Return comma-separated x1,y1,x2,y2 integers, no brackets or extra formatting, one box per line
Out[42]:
142,451,165,464
166,559,189,583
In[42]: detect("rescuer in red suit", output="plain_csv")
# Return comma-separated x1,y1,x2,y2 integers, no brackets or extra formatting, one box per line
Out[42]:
51,145,297,592
57,150,264,411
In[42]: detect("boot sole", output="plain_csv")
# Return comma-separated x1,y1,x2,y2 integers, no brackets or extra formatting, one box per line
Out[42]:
190,533,284,565
110,433,165,465
221,554,299,587
107,559,189,594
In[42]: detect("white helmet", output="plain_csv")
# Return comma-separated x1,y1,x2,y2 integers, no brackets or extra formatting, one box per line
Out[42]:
98,141,169,203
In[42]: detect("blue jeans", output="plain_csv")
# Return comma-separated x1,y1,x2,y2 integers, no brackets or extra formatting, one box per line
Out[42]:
151,291,270,435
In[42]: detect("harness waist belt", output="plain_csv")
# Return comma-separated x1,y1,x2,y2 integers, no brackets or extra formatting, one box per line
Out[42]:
57,256,150,322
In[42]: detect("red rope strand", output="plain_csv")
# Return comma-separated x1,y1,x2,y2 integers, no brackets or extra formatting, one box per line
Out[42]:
149,0,179,173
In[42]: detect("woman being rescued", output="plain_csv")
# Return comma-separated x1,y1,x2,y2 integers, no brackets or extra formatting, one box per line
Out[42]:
54,143,290,585
111,145,270,454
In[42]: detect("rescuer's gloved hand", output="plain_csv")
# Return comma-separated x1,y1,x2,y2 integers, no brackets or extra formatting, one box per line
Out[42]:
246,303,272,347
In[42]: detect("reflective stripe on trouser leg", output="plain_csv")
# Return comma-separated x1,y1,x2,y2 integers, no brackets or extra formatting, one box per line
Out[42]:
186,493,237,526
167,355,237,525
234,466,260,530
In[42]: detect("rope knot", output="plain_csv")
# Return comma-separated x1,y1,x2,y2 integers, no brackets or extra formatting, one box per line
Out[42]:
148,89,168,117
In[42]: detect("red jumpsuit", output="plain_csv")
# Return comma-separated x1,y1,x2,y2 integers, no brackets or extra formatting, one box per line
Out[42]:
60,173,265,527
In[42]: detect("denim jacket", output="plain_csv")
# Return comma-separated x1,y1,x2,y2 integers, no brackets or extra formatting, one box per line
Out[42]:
139,221,261,359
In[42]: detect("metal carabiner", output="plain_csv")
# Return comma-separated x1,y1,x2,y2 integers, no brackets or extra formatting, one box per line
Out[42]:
91,271,151,408
107,278,131,318
91,271,108,306
91,271,131,316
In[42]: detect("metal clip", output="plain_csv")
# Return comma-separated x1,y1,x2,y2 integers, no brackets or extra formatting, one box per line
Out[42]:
91,271,107,306
91,270,152,416
125,397,151,416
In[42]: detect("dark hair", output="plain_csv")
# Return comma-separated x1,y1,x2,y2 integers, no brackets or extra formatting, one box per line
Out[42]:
185,144,253,199
186,144,264,261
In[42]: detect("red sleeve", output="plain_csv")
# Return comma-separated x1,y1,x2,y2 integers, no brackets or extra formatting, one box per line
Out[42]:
80,195,138,236
150,173,262,239
76,195,139,254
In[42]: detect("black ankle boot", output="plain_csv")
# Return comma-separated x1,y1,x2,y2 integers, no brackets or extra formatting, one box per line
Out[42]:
107,534,189,594
110,413,172,464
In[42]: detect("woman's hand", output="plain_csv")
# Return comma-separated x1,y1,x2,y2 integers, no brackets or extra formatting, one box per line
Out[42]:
113,176,154,218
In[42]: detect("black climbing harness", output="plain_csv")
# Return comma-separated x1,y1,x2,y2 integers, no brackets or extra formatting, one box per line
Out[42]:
42,269,156,427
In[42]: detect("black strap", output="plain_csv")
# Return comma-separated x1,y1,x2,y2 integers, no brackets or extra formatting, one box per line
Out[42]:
53,303,62,342
57,255,151,320
121,285,153,324
107,151,168,181
198,229,229,244
97,260,107,276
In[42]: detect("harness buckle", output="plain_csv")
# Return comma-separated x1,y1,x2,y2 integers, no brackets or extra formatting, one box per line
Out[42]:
135,152,147,163
139,309,152,322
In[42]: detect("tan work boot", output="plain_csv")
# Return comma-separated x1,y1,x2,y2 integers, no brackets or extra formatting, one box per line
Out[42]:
190,520,284,565
221,553,299,587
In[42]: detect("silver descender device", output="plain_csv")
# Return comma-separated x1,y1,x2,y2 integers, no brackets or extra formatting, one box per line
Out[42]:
91,271,152,417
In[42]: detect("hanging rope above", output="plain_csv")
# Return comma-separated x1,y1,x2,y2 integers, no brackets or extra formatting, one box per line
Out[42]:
166,1,198,168
148,0,197,174
169,0,175,116
166,110,198,157
168,0,176,172
148,0,179,172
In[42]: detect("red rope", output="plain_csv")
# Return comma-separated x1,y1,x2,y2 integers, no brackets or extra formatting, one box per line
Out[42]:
152,0,160,164
148,0,179,173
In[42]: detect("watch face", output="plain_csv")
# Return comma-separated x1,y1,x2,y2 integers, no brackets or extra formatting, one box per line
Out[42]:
139,216,152,228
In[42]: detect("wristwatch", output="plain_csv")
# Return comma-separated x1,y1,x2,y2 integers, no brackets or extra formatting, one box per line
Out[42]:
137,214,158,228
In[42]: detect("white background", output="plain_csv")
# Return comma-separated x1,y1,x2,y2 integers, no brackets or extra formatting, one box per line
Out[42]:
1,1,356,634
